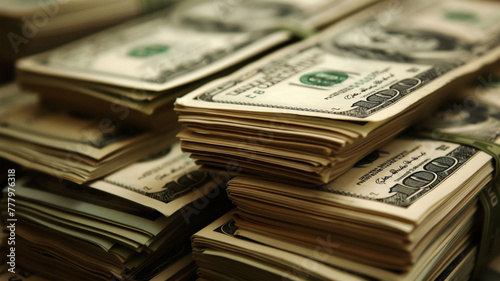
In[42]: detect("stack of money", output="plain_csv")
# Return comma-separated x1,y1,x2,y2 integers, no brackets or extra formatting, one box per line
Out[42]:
0,83,231,279
192,211,371,281
0,84,179,184
191,72,500,280
0,0,177,83
15,0,376,128
192,210,478,281
175,0,500,185
1,140,232,281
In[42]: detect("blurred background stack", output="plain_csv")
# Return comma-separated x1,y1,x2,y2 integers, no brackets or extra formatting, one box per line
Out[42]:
0,0,179,84
2,0,500,280
14,0,375,128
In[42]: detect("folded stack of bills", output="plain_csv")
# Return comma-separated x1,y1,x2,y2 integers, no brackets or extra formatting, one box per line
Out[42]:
176,0,500,185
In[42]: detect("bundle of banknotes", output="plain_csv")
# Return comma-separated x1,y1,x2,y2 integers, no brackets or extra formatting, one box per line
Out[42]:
175,0,500,185
15,0,375,128
2,0,500,280
0,0,178,83
192,75,500,280
2,1,375,280
0,84,183,184
1,140,232,280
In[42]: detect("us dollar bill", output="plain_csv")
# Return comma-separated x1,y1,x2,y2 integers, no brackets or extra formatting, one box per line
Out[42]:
319,138,484,208
229,137,492,227
320,85,500,207
416,73,500,275
177,0,500,122
17,0,375,92
303,81,500,214
98,142,200,200
90,141,227,217
419,99,500,146
428,72,500,143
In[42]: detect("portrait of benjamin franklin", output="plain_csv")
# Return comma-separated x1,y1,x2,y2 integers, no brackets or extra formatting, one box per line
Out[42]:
323,25,473,65
423,100,500,142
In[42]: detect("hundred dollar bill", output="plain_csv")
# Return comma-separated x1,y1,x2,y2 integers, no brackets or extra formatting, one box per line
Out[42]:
16,0,376,119
228,135,492,233
412,73,500,277
225,80,500,279
90,141,231,219
175,0,500,184
176,0,500,122
424,72,500,143
225,136,490,278
5,141,230,249
230,77,500,219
